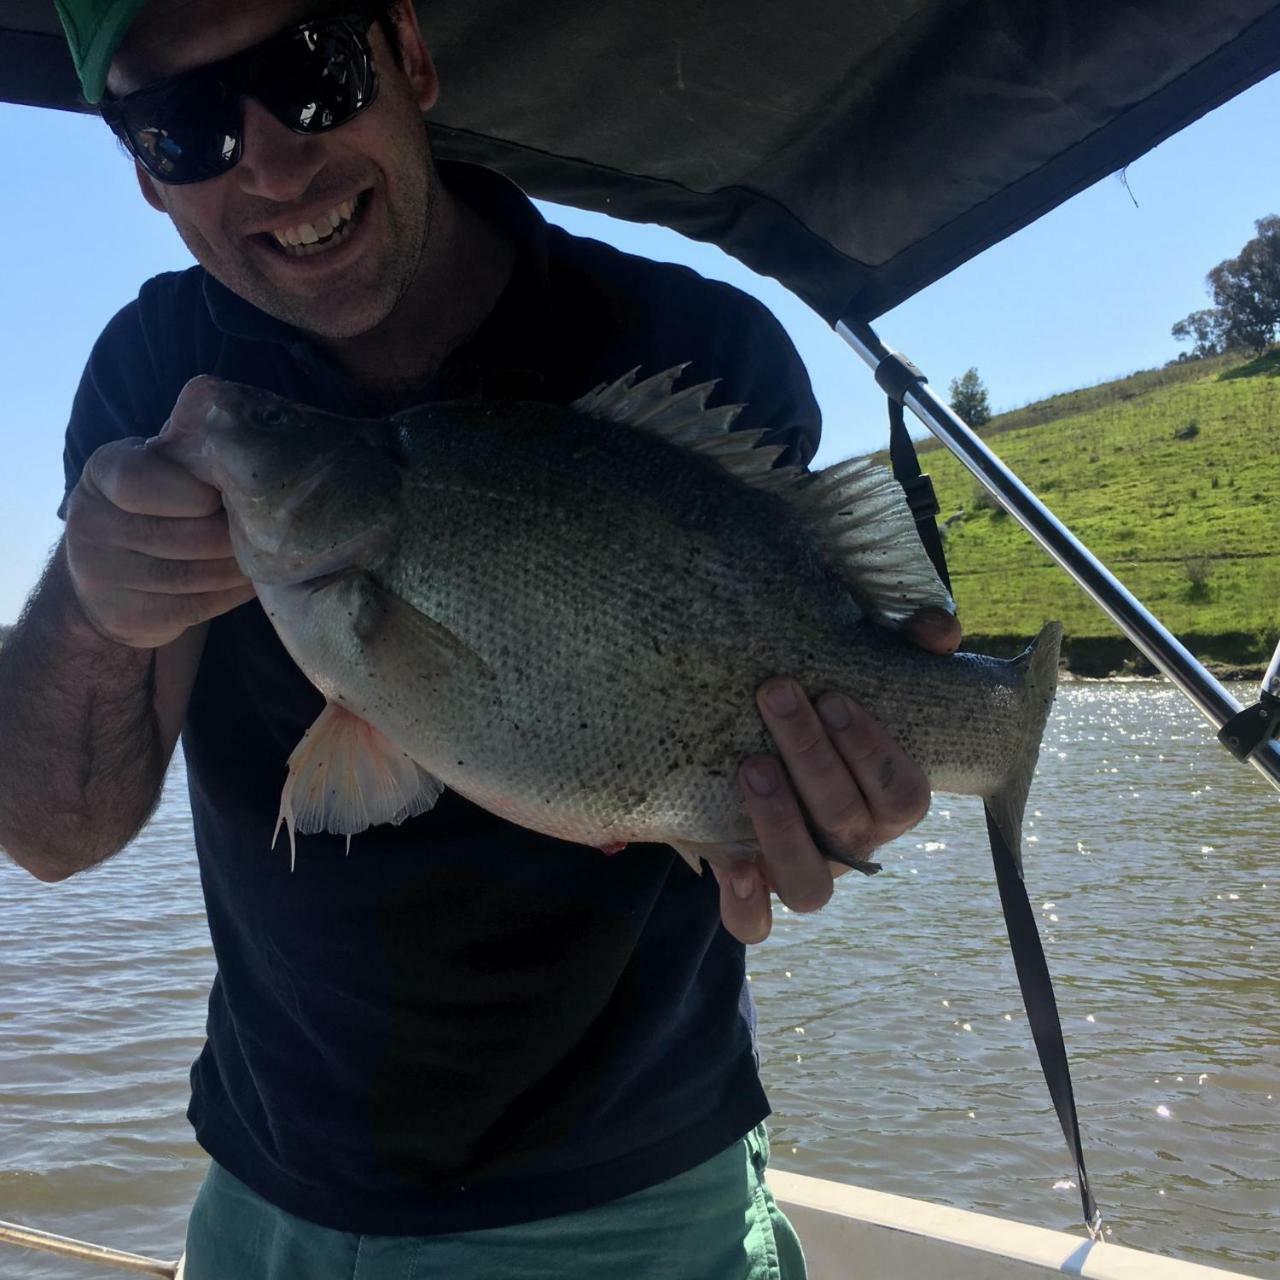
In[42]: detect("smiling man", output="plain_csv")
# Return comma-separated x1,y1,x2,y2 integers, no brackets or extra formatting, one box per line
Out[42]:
0,1,957,1275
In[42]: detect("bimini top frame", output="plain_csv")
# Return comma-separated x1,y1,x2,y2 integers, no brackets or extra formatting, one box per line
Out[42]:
4,1,1280,322
838,318,1280,791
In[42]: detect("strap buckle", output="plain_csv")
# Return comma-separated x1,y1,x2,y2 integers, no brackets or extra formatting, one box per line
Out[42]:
1217,692,1280,761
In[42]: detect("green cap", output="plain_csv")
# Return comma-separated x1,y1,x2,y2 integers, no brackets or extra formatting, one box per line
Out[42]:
54,0,150,103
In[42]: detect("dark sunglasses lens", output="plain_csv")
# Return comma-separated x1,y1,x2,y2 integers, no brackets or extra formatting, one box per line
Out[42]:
255,21,376,134
123,81,240,183
113,18,375,183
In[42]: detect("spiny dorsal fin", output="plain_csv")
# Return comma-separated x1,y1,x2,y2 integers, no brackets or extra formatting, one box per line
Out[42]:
574,366,955,628
573,366,744,448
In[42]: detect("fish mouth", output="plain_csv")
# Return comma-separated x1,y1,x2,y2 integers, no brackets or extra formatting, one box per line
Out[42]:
150,377,238,486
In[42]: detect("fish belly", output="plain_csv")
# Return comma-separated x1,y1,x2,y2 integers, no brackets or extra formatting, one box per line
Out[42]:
258,571,1027,854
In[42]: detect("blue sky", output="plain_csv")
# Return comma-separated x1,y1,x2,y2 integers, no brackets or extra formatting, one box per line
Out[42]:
1,72,1277,624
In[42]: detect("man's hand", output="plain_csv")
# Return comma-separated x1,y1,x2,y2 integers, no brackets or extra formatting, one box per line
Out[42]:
64,438,256,649
713,606,962,943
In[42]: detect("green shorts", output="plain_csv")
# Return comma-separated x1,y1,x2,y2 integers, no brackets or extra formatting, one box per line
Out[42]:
180,1124,805,1280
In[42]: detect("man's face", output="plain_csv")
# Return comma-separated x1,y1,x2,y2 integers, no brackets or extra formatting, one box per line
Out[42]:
109,0,440,339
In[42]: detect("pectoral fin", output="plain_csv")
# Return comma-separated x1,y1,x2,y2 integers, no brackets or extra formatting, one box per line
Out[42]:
274,701,444,870
345,570,494,686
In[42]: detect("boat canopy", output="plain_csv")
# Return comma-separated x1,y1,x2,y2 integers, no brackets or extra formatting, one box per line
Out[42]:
4,0,1279,321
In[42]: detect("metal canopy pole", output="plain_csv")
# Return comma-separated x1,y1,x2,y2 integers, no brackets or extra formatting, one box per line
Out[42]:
837,316,1280,793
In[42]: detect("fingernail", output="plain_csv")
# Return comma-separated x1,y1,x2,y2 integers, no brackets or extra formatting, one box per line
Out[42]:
763,681,797,716
730,863,757,900
817,693,850,730
744,761,776,795
911,606,960,641
915,606,956,625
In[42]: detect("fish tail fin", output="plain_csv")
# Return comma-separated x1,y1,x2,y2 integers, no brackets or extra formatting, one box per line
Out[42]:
985,621,1063,877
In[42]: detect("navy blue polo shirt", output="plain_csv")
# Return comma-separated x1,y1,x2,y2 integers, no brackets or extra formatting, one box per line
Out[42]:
61,162,821,1235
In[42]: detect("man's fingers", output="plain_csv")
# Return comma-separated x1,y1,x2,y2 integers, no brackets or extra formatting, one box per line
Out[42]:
83,437,225,518
815,692,931,841
72,546,250,596
140,582,258,632
179,582,259,625
755,677,874,870
710,860,773,945
68,487,237,561
903,605,962,655
62,439,253,648
737,750,834,914
80,582,258,649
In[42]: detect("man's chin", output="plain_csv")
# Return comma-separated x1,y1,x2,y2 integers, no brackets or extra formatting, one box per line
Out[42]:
240,282,399,343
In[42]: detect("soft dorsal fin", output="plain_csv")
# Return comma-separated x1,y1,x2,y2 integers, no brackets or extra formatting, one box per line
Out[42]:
788,458,955,625
573,366,955,628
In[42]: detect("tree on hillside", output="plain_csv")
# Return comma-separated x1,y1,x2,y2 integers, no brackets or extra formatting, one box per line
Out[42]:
948,367,991,426
1172,214,1280,357
1171,309,1223,359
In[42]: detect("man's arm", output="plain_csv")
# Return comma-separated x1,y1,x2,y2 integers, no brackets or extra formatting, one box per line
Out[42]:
0,438,254,882
0,552,199,880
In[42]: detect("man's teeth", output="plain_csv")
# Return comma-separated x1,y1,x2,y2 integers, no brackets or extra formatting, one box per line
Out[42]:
269,198,359,254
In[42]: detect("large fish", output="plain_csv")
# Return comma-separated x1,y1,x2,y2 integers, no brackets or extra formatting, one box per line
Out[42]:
156,368,1060,874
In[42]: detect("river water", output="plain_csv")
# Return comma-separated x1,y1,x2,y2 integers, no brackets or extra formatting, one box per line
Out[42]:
1,682,1276,1278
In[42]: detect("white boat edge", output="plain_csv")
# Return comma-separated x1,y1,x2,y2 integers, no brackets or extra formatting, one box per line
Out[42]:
767,1170,1265,1280
4,1173,1267,1279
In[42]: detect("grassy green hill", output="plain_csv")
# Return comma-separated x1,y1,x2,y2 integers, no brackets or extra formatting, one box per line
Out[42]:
905,350,1280,673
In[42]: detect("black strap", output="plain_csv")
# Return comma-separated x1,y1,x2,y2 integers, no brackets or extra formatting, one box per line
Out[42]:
1217,692,1280,760
881,374,1102,1238
887,399,951,593
986,807,1101,1234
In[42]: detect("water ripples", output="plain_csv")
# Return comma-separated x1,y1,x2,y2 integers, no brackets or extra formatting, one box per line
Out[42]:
754,682,1279,1276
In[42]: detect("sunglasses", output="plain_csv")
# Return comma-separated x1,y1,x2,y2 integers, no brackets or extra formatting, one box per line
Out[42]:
101,12,380,186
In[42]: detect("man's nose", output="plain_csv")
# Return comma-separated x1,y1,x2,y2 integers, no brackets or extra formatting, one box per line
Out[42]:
233,97,327,202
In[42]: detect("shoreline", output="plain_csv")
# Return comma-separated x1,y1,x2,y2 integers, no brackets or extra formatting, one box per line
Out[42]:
1058,659,1266,682
963,632,1271,682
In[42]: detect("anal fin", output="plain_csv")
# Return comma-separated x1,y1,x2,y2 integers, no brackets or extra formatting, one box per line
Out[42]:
669,838,762,875
669,838,881,878
273,701,444,869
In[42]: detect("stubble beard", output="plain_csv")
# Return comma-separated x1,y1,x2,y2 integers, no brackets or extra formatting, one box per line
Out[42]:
164,126,437,343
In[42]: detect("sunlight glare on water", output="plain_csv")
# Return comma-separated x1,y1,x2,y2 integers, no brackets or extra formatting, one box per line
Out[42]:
754,681,1278,1277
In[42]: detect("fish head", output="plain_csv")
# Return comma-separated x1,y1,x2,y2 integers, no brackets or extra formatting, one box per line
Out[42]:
156,376,401,585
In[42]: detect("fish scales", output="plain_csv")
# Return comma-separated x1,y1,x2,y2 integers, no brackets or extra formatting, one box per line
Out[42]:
158,370,1060,870
379,404,1010,839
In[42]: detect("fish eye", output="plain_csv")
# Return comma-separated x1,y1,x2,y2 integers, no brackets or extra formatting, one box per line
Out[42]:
259,407,290,429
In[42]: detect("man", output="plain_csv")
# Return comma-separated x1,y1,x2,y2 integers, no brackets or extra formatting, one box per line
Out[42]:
0,2,960,1275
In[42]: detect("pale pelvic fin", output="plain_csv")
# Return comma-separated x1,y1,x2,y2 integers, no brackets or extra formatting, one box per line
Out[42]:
576,367,954,627
273,701,443,870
